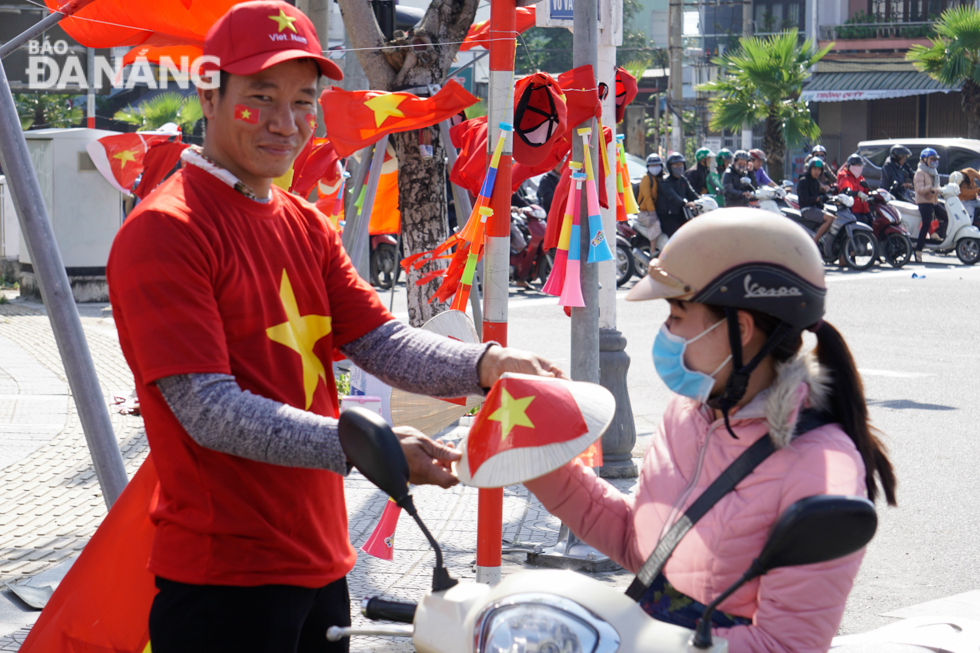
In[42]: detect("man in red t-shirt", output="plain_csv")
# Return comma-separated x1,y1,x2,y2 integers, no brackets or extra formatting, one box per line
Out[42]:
106,3,563,652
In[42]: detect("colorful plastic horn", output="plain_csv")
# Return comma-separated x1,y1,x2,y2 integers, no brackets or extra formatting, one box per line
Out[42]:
578,128,614,264
360,498,402,561
617,136,639,215
559,170,587,308
541,161,582,297
328,170,350,229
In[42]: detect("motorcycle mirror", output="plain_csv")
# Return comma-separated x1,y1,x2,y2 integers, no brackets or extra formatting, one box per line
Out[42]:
338,408,410,504
691,496,877,649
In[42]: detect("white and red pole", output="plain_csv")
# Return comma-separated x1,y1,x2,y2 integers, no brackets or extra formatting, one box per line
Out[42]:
476,0,515,586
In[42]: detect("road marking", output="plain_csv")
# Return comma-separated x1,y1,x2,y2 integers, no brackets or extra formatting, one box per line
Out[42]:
858,368,935,379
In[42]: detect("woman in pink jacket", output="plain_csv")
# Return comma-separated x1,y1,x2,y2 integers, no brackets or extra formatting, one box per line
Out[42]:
526,209,896,653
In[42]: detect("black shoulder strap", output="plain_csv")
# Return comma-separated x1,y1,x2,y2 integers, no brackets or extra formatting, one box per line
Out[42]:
625,408,833,602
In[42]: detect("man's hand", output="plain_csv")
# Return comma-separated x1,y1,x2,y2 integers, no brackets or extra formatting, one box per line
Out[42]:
478,345,567,389
394,426,460,489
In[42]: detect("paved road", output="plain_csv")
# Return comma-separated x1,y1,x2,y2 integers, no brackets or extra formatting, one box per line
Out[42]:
0,250,977,649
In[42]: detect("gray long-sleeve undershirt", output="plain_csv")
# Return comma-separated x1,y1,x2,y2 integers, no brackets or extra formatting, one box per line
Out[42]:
156,320,492,474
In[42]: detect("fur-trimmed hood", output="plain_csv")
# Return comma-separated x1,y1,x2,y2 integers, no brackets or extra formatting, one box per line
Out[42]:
732,351,832,449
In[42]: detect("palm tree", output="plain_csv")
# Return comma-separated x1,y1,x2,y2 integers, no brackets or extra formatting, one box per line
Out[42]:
14,94,84,131
113,92,203,132
699,31,832,175
907,6,980,139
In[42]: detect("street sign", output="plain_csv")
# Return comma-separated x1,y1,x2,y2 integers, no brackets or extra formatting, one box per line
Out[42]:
550,0,573,20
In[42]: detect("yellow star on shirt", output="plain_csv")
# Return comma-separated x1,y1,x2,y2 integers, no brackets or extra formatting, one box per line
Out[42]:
269,8,298,33
113,149,138,168
488,390,535,441
364,94,407,128
265,269,332,409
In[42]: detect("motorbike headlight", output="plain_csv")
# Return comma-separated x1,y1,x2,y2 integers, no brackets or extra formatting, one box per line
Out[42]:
476,594,619,653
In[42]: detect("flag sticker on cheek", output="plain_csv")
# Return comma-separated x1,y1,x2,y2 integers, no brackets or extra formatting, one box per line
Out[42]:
234,105,260,124
305,113,317,131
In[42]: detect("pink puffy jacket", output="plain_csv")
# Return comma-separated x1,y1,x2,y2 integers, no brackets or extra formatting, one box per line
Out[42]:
525,355,867,653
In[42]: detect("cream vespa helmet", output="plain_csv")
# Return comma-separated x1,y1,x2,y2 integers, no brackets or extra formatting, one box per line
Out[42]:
626,209,827,423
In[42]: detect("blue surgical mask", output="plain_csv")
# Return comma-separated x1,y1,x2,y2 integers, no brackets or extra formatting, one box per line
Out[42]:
652,320,732,402
648,165,662,176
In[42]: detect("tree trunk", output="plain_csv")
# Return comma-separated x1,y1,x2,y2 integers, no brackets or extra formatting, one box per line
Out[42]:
763,115,785,181
337,0,478,326
962,79,980,140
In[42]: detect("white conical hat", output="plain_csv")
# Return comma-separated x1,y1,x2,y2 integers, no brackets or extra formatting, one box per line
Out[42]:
454,372,615,488
388,310,483,436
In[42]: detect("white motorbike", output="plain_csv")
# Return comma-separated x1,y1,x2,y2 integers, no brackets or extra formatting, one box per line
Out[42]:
887,171,980,265
328,409,877,653
749,185,789,215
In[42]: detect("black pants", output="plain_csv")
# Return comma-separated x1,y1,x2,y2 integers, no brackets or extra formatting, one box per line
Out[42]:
659,213,688,238
149,576,351,653
915,203,948,251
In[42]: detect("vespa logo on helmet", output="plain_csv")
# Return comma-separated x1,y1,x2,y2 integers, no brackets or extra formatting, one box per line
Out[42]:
743,275,802,299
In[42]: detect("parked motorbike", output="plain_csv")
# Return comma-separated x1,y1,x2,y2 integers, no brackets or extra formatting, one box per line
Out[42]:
866,189,913,268
510,204,552,288
330,408,878,653
788,194,879,271
887,172,980,265
369,233,400,289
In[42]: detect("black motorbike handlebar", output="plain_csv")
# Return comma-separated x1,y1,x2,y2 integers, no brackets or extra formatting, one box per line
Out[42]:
361,597,418,624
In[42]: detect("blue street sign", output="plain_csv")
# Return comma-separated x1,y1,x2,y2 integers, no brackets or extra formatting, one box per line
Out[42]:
550,0,573,20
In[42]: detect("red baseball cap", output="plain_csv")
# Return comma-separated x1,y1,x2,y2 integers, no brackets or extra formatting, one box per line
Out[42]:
203,0,343,80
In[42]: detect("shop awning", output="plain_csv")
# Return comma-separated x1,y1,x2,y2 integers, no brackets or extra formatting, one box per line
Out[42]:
801,70,960,102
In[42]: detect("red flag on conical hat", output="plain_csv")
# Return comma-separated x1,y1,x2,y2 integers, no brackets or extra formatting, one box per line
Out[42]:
134,141,189,199
455,373,615,488
558,66,601,130
459,6,536,51
19,457,158,653
86,132,180,194
360,499,402,561
45,0,238,49
615,67,639,123
321,81,478,157
513,72,568,167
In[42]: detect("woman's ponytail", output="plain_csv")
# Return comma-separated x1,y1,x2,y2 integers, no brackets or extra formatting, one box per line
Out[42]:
814,321,897,506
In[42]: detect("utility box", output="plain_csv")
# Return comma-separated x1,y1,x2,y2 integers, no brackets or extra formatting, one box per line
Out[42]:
0,175,20,283
19,128,125,302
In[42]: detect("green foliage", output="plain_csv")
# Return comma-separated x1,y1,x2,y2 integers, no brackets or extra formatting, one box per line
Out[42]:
114,92,203,132
700,31,830,155
14,94,83,130
908,6,980,88
838,9,937,39
335,372,351,396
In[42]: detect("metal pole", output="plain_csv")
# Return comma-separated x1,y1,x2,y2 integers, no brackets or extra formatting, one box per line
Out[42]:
0,57,127,508
86,47,95,129
349,134,388,280
476,0,515,587
438,120,483,334
741,0,753,150
669,0,683,155
343,146,372,230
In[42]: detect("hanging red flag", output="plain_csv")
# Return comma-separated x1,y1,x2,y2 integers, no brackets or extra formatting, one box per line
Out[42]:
86,132,180,194
615,67,639,123
134,141,189,200
44,0,239,49
558,65,602,130
459,6,536,51
320,81,478,157
19,457,158,653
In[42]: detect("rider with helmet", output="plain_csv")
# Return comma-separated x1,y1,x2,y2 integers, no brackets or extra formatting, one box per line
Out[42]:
881,145,914,201
635,153,664,241
837,154,873,225
913,147,948,261
656,152,700,237
798,157,836,244
722,150,756,207
685,147,714,196
804,145,836,187
525,210,896,652
748,149,777,188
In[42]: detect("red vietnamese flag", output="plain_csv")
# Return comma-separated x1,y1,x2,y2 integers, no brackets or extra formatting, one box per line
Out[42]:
557,66,602,130
291,138,341,199
467,377,587,477
235,104,260,124
19,457,158,653
320,80,478,157
459,6,536,51
134,140,189,200
85,132,178,194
